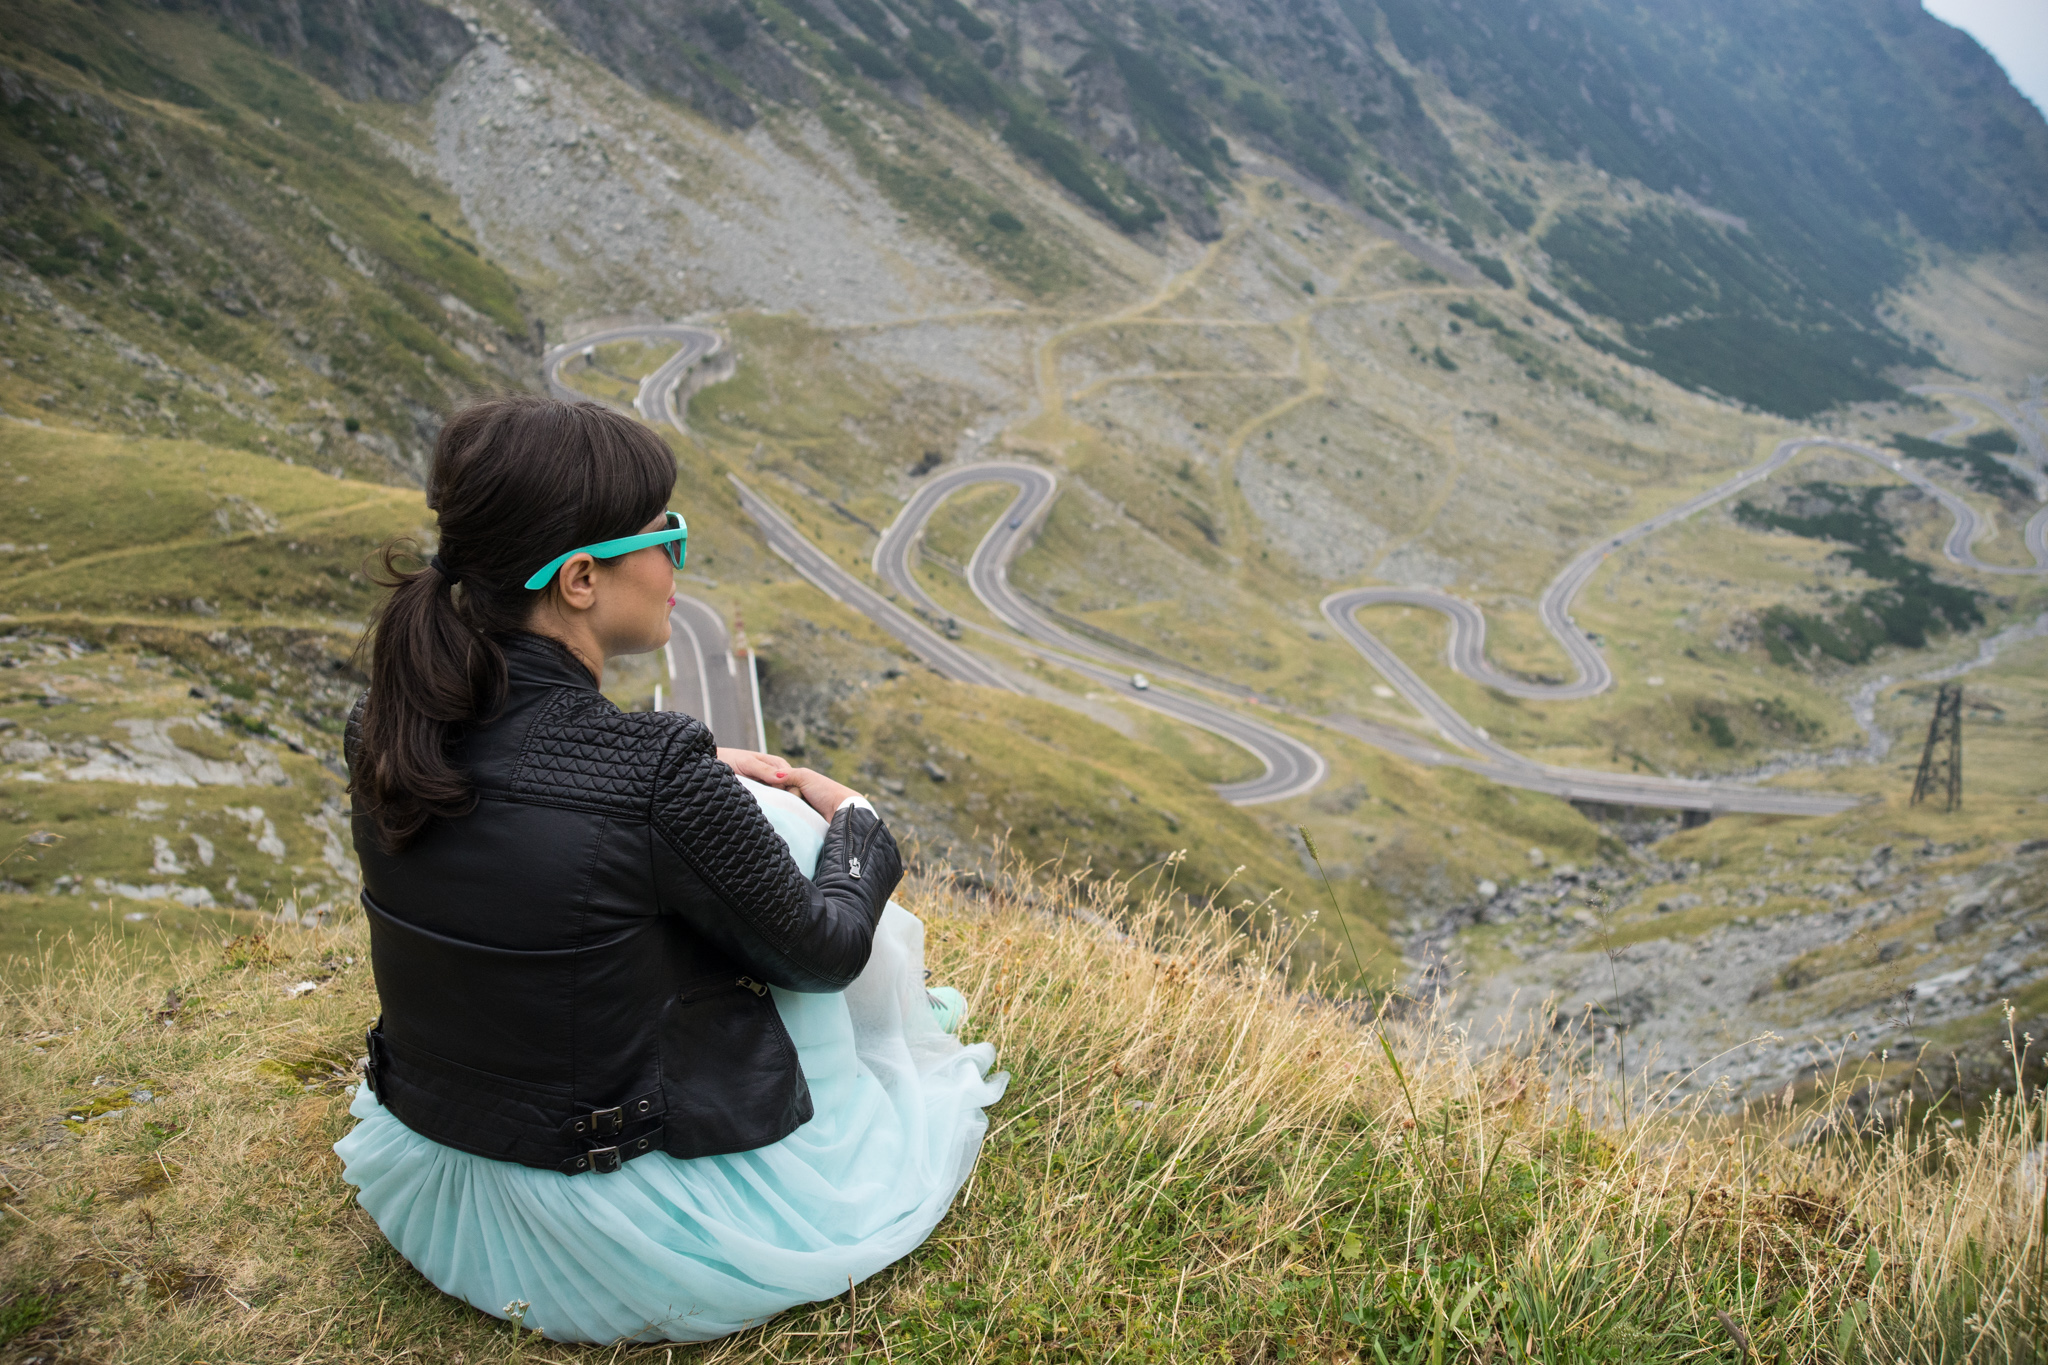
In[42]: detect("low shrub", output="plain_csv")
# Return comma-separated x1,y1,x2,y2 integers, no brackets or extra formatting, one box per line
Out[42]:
1465,253,1513,288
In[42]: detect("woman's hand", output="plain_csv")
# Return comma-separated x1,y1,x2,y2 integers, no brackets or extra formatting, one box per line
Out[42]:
717,747,795,787
779,767,861,821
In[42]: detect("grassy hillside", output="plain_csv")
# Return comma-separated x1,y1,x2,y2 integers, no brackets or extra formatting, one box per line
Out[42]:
0,424,422,963
2,0,533,479
512,0,2046,417
0,867,2040,1360
0,424,424,624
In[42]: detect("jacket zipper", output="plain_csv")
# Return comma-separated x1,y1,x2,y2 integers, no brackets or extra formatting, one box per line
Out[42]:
736,976,768,997
846,812,880,882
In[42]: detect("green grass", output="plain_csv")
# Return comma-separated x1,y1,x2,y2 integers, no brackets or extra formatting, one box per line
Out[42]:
0,888,257,968
919,482,1015,566
811,104,1087,300
0,424,426,624
0,868,2039,1361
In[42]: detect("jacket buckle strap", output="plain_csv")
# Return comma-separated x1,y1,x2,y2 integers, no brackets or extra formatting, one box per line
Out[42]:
573,1105,625,1138
560,1135,654,1177
363,1020,390,1098
563,1089,663,1142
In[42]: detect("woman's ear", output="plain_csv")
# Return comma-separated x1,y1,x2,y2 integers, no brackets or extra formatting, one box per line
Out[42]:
552,554,601,612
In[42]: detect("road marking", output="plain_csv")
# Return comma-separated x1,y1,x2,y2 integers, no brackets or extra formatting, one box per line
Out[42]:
746,648,766,753
671,605,717,735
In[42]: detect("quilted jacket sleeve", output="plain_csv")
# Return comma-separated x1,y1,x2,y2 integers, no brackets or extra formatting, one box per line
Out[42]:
648,719,901,992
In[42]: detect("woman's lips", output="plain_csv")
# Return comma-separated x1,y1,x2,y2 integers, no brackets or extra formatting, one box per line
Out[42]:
667,593,677,607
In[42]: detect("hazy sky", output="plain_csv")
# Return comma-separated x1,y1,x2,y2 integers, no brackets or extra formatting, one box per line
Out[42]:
1921,0,2047,117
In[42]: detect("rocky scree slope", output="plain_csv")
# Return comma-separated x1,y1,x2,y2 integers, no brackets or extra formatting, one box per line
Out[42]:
1420,840,2044,1099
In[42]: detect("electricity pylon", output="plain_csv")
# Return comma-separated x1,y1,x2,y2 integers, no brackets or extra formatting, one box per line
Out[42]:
1909,683,1962,812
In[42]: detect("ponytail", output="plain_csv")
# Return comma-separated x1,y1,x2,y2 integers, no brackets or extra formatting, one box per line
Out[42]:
350,541,512,849
350,394,676,850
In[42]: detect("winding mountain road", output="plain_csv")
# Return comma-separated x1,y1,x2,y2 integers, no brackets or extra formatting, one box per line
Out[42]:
543,323,721,426
726,472,1017,694
871,461,1327,804
874,463,1859,816
661,595,764,751
567,321,2044,821
731,467,1322,803
1326,434,2048,729
1910,383,2048,472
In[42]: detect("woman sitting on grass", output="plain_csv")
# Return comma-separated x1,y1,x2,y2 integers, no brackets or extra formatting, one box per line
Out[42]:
335,394,1004,1344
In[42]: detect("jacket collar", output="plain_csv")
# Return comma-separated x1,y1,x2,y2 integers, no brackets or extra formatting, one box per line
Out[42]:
501,632,599,691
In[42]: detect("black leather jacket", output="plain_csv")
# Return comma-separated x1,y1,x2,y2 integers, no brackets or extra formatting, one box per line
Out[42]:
345,633,902,1175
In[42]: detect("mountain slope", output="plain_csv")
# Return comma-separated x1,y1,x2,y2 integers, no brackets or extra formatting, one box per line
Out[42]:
3,0,2045,981
1,0,532,477
510,0,2047,414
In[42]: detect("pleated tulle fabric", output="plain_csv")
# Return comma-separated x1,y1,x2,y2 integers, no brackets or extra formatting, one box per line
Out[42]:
334,777,1008,1344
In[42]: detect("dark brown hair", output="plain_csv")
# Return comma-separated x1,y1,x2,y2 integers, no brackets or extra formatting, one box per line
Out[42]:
351,394,676,850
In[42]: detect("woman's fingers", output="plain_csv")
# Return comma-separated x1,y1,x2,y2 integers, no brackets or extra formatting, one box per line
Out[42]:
720,754,863,815
783,768,860,819
715,747,797,785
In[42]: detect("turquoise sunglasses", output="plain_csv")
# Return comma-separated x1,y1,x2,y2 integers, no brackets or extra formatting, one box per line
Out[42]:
523,510,687,591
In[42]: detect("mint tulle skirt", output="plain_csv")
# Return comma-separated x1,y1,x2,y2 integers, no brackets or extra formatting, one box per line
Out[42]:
334,778,1008,1344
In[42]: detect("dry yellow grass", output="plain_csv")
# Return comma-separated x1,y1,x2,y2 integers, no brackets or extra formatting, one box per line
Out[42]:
0,857,2041,1361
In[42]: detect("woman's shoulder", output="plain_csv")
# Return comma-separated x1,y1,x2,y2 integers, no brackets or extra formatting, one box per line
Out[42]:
507,689,714,813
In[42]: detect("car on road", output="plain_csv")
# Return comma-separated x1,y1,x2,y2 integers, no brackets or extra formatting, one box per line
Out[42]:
1130,673,1149,691
1008,516,1023,529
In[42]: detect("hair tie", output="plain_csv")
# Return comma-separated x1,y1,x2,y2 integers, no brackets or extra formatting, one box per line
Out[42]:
429,554,461,586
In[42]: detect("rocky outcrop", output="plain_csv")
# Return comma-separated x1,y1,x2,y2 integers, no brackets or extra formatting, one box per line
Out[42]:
533,0,812,129
157,0,473,102
1417,839,2048,1110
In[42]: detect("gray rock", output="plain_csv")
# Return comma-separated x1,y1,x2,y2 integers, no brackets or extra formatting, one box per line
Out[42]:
1936,903,1987,942
189,0,472,103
